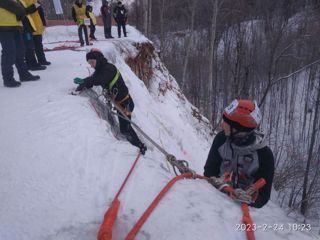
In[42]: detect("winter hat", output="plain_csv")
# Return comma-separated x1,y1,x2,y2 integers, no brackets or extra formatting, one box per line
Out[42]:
86,49,104,61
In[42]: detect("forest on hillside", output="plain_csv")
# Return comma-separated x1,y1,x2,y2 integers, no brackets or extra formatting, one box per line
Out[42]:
43,0,320,226
131,0,320,225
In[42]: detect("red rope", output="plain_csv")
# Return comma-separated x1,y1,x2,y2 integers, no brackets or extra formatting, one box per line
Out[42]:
44,45,80,52
221,178,266,240
125,172,194,240
114,153,141,200
97,152,142,240
124,174,264,240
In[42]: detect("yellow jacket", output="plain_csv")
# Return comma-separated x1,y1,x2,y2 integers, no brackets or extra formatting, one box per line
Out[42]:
0,0,23,27
88,12,96,25
73,4,86,25
24,0,44,35
19,0,37,31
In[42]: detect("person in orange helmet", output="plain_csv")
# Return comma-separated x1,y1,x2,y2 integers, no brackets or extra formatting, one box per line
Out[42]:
204,99,275,208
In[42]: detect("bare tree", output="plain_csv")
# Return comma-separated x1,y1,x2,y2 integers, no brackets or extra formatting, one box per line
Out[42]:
181,0,197,90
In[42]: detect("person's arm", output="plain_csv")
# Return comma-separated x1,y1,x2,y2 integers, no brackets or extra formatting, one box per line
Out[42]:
85,5,90,18
38,4,47,26
24,3,38,15
113,7,117,19
204,131,226,177
0,0,25,19
250,147,275,208
100,6,104,16
72,6,77,23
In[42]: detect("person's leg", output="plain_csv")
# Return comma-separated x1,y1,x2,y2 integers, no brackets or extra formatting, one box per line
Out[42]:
15,31,40,82
33,34,50,65
92,25,96,39
104,24,108,38
118,114,141,147
23,33,39,68
0,31,20,87
117,23,121,38
122,22,127,37
78,25,84,46
117,98,147,154
106,27,112,38
90,25,96,39
83,25,90,45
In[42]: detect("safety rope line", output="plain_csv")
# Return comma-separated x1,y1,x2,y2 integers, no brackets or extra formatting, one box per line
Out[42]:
221,178,266,240
125,174,262,240
100,91,195,176
125,172,194,240
97,152,142,240
114,152,142,200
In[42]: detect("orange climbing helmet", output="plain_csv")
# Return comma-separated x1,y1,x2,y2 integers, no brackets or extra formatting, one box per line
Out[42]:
223,99,262,131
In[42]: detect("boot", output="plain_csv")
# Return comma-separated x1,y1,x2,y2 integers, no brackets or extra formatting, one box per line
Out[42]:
39,60,51,66
4,80,21,88
20,73,40,82
28,64,46,71
138,143,147,155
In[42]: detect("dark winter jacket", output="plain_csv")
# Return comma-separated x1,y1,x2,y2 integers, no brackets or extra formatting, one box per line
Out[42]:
0,0,25,31
78,58,129,102
113,5,127,22
204,131,275,208
100,4,112,27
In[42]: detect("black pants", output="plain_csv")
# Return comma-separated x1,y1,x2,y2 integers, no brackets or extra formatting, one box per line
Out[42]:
23,32,39,67
33,34,47,64
78,24,89,45
117,21,126,37
89,24,96,39
104,26,112,38
0,30,29,83
117,96,142,147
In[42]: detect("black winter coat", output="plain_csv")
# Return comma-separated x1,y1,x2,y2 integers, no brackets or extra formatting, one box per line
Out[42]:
204,131,275,208
113,5,127,22
79,58,129,102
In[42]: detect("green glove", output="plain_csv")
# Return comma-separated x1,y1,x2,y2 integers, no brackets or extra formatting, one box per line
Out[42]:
74,77,84,84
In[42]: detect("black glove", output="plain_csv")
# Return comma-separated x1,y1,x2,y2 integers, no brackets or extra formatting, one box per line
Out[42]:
76,83,86,92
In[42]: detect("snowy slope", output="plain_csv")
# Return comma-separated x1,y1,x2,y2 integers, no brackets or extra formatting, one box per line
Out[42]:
0,25,318,240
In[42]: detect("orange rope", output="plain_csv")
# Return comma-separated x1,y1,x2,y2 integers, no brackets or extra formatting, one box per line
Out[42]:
97,152,142,240
97,156,265,240
125,173,194,240
222,178,266,240
114,153,142,200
